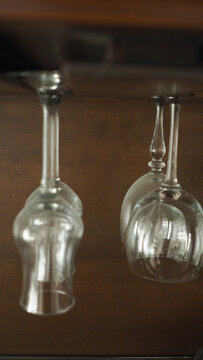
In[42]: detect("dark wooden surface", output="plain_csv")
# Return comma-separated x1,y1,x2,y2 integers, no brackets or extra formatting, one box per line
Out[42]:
0,94,202,356
1,3,203,73
0,358,195,360
0,0,203,30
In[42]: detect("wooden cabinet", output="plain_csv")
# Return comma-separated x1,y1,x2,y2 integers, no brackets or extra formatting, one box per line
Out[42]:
0,95,202,356
0,1,202,357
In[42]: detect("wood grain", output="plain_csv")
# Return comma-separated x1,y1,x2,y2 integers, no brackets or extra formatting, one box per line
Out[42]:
0,94,202,356
0,0,203,30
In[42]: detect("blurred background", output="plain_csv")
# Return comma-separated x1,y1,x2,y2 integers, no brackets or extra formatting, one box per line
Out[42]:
0,0,202,357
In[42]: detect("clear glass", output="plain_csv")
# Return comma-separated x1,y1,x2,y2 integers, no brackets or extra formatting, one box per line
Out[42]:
125,98,203,282
120,97,166,243
25,72,83,277
13,71,84,315
25,72,83,216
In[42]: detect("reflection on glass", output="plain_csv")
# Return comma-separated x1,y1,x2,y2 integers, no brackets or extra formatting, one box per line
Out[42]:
126,97,203,282
13,72,84,315
120,97,166,243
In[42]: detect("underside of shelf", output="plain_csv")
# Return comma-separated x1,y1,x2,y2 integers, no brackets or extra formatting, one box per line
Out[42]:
0,24,203,98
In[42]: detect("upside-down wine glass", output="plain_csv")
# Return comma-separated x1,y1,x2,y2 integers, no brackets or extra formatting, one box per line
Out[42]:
125,96,203,282
13,71,84,315
25,72,83,276
120,97,166,243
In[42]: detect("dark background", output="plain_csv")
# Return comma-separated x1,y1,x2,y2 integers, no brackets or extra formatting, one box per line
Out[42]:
0,94,202,356
0,0,203,356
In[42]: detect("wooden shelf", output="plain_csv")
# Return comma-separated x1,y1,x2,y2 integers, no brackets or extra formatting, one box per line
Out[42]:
0,0,203,30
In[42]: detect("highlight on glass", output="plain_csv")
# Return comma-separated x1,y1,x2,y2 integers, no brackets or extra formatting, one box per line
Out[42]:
125,96,203,283
13,71,84,315
120,96,166,244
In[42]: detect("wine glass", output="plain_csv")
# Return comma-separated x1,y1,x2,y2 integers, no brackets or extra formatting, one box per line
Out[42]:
24,71,82,276
125,96,203,282
25,72,83,216
120,97,166,243
13,71,84,315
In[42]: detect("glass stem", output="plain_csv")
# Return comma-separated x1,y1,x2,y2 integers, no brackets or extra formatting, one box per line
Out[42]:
38,91,62,190
164,100,181,188
148,97,166,172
